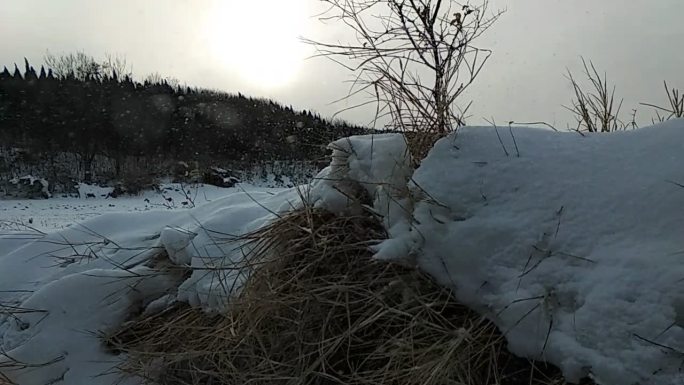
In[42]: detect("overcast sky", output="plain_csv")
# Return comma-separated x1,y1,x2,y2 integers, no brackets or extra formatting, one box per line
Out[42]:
2,0,683,128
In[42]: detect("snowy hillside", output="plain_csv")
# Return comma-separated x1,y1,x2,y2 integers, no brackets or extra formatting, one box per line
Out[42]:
2,119,684,385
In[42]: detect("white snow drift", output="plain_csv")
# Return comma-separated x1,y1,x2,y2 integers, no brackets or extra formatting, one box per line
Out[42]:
2,119,684,385
0,188,300,385
374,119,684,384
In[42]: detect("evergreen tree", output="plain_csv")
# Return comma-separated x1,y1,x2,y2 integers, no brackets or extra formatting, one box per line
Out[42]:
0,57,369,183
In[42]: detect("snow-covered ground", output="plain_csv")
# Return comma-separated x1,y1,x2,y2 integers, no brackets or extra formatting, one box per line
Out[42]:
0,183,297,385
2,120,684,385
0,183,280,232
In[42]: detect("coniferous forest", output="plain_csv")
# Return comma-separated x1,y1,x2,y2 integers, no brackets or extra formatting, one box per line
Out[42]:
0,57,367,189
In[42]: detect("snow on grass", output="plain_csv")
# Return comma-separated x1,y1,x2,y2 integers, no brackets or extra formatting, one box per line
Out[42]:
373,119,684,384
1,267,176,385
0,183,294,385
310,133,413,218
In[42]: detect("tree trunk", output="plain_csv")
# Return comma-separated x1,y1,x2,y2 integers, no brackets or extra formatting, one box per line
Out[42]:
82,153,95,184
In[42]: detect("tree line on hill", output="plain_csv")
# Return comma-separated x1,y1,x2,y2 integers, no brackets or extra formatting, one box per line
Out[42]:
0,56,367,182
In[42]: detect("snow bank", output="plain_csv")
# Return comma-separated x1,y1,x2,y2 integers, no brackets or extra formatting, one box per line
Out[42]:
175,189,301,309
310,134,413,226
374,119,684,384
0,188,301,384
1,267,175,385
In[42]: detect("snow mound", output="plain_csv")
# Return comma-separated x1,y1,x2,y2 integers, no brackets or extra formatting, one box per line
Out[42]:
1,267,175,385
0,188,301,384
160,226,196,265
310,134,413,226
374,119,684,384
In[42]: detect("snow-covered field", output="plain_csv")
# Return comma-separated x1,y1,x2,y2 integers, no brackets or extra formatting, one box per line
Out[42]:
2,119,684,385
0,183,281,232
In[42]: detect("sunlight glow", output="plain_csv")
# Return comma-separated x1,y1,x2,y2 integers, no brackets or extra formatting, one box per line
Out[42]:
204,0,309,90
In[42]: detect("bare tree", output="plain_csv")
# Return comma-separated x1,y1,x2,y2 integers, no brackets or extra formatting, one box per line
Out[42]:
144,72,165,84
304,0,502,155
102,53,133,79
144,72,180,87
44,51,131,80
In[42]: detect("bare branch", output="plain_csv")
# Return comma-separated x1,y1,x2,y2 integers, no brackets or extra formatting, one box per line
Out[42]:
305,0,503,159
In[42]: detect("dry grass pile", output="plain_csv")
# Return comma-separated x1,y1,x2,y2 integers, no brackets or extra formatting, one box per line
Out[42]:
404,130,449,164
107,202,585,385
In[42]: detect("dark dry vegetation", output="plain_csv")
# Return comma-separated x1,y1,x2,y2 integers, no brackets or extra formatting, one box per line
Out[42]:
107,195,593,385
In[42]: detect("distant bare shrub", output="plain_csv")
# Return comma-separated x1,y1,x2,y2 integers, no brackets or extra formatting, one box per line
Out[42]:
565,58,628,133
641,81,684,123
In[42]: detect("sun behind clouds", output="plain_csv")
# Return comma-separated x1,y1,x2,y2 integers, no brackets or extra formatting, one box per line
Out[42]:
204,0,309,90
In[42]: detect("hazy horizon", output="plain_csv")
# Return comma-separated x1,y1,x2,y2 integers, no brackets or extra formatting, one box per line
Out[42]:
2,0,683,128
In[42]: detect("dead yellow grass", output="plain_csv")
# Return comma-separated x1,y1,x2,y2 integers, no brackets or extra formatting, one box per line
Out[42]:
106,201,579,385
404,130,449,164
